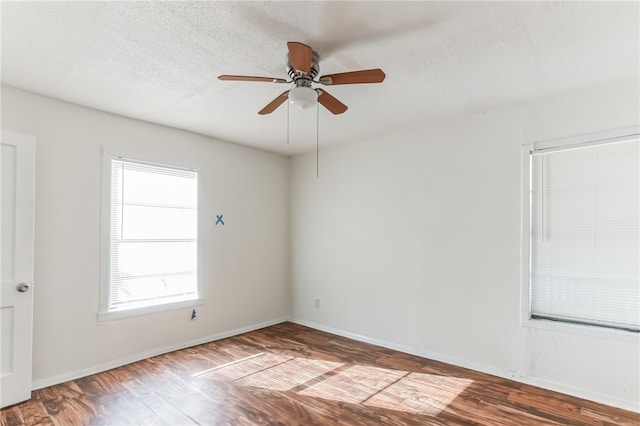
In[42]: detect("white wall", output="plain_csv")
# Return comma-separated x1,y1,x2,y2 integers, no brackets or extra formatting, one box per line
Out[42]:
1,85,290,386
290,76,640,411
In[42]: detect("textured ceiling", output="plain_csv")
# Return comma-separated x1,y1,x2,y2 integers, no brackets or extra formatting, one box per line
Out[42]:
2,1,638,155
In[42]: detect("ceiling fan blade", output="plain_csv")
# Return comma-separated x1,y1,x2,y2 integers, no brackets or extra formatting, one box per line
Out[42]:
316,89,348,115
258,91,290,115
218,75,288,83
318,68,386,85
287,42,312,75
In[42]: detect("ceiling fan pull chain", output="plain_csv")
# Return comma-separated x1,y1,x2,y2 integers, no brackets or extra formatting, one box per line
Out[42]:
316,106,319,178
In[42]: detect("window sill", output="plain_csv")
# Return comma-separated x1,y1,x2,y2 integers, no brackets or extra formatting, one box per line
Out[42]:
97,297,204,322
521,316,639,343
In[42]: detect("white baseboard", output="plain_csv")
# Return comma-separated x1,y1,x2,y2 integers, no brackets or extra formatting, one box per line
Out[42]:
31,317,289,391
290,318,640,414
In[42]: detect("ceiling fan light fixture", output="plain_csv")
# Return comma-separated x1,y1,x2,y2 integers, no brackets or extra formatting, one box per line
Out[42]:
288,86,317,110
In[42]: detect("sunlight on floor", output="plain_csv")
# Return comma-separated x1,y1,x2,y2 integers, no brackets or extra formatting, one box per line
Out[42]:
234,357,343,391
365,373,473,415
193,352,473,416
191,352,269,378
299,364,406,404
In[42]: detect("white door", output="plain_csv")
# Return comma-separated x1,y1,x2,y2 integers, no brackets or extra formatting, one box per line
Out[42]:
1,130,35,408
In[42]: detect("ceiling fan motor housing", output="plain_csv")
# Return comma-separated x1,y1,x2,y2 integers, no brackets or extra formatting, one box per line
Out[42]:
286,51,319,88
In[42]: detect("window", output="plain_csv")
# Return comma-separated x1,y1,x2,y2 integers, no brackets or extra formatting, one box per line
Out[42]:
100,152,199,320
524,133,639,333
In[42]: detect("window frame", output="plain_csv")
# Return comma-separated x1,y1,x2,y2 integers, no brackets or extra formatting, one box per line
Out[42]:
520,127,640,340
99,149,203,322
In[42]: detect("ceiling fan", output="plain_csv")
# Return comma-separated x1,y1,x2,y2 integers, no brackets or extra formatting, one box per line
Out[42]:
218,42,385,115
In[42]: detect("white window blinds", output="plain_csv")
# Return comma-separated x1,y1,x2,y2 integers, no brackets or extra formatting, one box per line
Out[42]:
529,137,639,332
109,158,198,311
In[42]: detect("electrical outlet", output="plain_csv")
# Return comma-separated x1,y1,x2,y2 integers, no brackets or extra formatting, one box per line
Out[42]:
314,298,320,308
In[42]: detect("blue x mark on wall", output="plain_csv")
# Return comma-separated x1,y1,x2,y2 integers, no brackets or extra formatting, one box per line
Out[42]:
216,214,224,225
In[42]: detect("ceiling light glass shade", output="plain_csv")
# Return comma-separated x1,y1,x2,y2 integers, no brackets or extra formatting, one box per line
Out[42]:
289,86,318,110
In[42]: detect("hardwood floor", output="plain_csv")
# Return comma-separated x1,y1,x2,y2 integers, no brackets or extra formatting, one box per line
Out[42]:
1,322,638,425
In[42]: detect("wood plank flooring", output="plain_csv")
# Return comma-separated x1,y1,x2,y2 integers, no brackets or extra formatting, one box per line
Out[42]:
2,322,638,425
